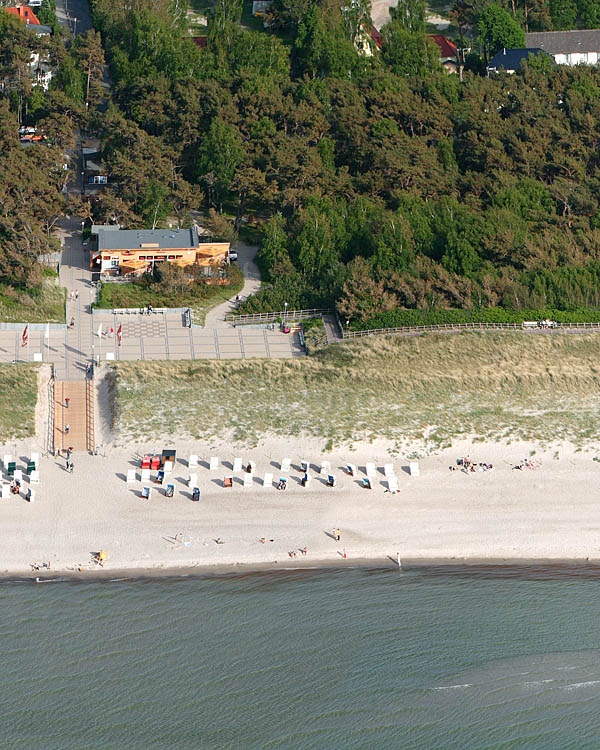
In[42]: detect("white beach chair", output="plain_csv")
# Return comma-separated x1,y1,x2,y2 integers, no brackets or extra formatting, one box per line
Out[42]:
188,472,197,488
188,454,198,468
233,457,243,472
3,455,11,470
141,468,151,482
30,470,40,485
280,458,291,472
30,452,39,468
243,472,252,488
33,352,42,362
1,484,9,499
320,460,330,474
384,463,394,477
263,472,273,488
247,460,256,474
13,469,22,483
346,463,356,476
210,456,219,471
301,459,309,472
163,460,173,475
388,476,399,494
27,489,35,503
365,462,375,477
126,469,136,484
409,461,420,477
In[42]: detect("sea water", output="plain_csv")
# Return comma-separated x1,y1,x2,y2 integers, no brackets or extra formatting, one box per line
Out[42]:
2,566,600,749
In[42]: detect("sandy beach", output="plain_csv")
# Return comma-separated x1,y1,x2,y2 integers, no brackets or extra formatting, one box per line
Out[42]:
1,434,600,578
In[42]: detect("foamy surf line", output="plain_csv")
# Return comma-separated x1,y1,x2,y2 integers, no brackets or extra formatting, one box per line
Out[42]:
5,557,600,585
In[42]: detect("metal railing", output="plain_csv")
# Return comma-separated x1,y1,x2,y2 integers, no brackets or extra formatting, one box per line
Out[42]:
46,367,55,456
226,308,333,325
85,377,95,454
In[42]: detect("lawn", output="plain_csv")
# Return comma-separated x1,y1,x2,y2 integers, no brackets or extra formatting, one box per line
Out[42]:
108,332,600,452
0,364,39,440
0,278,66,323
94,268,243,324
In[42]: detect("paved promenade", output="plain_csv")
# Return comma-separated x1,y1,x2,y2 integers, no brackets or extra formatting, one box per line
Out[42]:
0,218,304,379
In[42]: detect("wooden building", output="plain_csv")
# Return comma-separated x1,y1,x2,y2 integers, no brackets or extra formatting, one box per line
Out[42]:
91,227,230,279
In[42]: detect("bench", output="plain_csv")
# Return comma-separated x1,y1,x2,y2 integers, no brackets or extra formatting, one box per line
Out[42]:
183,308,191,328
522,321,539,329
298,330,306,349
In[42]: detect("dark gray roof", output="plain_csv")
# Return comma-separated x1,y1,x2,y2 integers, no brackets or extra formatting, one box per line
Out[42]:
97,228,199,251
486,48,552,72
28,23,52,34
525,29,600,55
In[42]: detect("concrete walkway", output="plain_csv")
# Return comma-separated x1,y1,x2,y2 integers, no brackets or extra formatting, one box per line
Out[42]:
204,241,262,328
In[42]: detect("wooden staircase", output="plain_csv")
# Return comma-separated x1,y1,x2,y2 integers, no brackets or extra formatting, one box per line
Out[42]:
53,380,94,455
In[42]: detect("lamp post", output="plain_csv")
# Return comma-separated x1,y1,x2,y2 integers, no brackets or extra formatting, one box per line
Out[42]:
284,301,288,323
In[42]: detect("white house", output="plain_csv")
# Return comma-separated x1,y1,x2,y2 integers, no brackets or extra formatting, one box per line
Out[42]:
525,29,600,65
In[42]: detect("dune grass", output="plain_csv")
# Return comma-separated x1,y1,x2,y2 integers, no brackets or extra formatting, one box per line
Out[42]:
0,279,66,323
0,364,39,440
108,332,600,450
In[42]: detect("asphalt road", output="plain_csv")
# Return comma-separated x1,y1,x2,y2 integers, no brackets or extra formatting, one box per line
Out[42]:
54,0,93,36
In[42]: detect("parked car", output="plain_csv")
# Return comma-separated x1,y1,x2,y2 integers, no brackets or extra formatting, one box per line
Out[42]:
228,250,238,262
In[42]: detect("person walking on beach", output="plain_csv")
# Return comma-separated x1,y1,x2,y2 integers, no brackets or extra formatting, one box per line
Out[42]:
343,548,347,559
65,397,70,409
65,423,70,435
333,528,341,542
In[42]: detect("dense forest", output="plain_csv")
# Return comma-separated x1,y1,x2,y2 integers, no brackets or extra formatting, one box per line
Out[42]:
4,0,600,324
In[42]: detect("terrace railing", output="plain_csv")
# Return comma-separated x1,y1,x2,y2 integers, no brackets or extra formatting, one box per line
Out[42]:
226,308,333,326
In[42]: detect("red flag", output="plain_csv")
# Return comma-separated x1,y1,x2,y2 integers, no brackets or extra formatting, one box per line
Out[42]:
21,324,28,347
117,323,122,346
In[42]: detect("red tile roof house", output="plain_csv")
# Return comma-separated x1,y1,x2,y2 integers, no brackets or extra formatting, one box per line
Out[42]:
429,34,459,73
5,5,41,25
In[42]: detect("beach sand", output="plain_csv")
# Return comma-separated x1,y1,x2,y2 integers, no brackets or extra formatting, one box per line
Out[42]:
1,435,600,578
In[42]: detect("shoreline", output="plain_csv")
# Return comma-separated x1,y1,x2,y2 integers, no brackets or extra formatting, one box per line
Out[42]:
11,556,600,584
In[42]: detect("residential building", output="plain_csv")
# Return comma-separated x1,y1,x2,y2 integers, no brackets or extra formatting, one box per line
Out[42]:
429,34,459,73
91,227,231,279
486,47,552,75
5,4,40,25
252,1,272,16
525,29,600,65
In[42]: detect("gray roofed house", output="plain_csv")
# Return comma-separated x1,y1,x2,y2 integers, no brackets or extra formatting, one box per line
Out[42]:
97,228,200,252
28,23,52,35
525,29,600,65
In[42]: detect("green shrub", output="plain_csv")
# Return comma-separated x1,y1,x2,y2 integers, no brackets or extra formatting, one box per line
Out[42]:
356,307,600,330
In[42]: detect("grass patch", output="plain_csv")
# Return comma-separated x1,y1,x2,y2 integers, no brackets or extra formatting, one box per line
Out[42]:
302,317,326,349
94,268,243,323
0,280,66,323
0,364,39,440
109,331,600,449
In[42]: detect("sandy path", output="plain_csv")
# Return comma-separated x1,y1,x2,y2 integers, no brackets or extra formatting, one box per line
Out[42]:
203,241,261,327
2,438,600,577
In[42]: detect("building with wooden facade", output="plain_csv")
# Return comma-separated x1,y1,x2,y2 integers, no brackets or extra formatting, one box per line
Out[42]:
91,227,230,279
